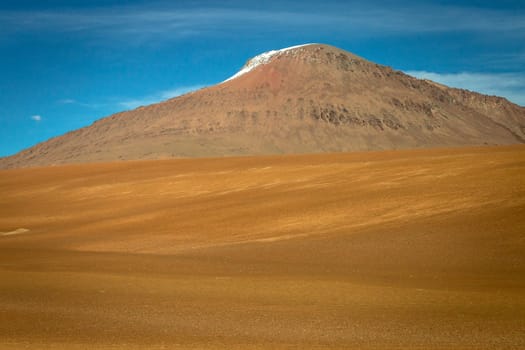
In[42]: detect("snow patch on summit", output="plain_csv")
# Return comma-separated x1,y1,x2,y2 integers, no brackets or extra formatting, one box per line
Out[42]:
223,44,316,83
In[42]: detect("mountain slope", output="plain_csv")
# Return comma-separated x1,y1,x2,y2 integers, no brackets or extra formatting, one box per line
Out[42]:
2,44,524,168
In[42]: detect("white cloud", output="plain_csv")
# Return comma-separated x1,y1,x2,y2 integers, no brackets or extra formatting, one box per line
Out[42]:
31,115,42,121
118,85,205,110
405,71,525,107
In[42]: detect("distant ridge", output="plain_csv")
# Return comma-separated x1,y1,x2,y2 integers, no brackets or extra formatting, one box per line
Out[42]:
1,43,524,168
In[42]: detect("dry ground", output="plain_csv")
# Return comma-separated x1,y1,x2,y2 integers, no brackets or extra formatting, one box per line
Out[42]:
1,146,524,349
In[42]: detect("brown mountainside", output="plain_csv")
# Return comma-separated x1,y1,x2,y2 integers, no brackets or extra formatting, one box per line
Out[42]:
2,43,524,168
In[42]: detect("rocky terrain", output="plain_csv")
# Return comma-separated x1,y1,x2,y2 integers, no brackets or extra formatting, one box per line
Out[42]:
1,43,524,168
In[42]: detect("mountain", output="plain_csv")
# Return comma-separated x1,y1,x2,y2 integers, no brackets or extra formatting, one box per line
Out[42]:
1,43,524,168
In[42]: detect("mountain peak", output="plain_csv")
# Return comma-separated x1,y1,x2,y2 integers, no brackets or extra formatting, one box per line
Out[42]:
222,43,370,85
224,44,318,82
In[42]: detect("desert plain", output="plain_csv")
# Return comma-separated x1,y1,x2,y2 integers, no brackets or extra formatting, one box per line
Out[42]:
1,145,524,349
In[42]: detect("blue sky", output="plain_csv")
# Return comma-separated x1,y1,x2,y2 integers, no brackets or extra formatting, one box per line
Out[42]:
1,0,524,157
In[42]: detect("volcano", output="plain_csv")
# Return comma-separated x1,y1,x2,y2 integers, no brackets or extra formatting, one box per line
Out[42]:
2,43,524,168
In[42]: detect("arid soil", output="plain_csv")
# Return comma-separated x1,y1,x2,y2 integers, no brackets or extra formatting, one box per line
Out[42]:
1,145,524,349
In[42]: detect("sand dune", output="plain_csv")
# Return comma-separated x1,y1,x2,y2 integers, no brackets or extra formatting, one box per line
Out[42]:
1,146,524,349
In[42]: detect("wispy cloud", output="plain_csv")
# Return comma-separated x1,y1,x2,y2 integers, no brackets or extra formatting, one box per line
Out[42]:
31,115,42,122
1,2,523,43
405,71,525,106
57,98,103,109
118,85,205,110
476,51,525,70
55,86,206,113
57,99,77,104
